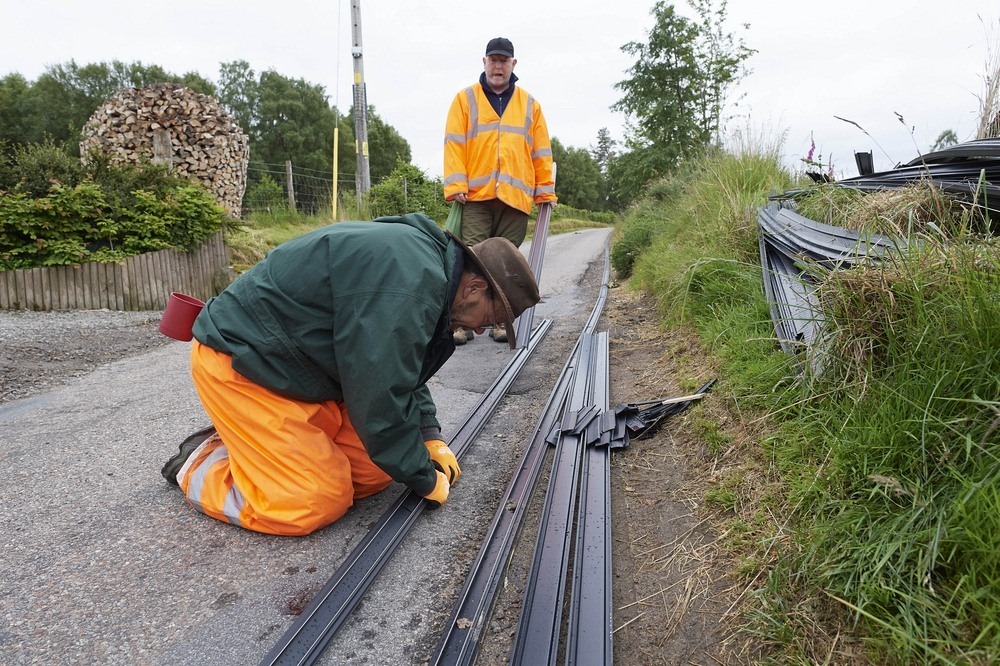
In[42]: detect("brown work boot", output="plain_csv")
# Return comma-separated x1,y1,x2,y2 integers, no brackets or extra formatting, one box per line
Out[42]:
453,327,475,345
489,323,508,343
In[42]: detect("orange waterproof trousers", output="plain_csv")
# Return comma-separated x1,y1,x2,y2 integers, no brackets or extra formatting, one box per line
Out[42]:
180,341,393,536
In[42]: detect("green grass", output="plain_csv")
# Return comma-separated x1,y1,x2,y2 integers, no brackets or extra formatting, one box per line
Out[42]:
226,207,615,273
225,209,335,271
612,146,1000,663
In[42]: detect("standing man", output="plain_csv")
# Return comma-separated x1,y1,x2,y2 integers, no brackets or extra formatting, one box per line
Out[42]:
443,36,557,345
160,213,540,536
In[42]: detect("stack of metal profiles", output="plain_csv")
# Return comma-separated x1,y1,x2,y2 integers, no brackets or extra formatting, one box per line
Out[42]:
780,138,1000,208
758,138,1000,355
757,202,899,353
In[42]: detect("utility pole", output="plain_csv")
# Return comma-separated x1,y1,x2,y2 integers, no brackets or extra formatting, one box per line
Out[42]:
350,0,371,205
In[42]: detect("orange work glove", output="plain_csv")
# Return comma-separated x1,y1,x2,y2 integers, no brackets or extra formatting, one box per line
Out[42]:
424,439,461,484
422,470,450,509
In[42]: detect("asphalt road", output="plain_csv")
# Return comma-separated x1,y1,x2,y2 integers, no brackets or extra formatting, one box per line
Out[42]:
0,227,612,665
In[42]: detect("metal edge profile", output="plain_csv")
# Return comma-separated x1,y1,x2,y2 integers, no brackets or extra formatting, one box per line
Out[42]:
565,330,613,666
434,243,613,665
431,337,579,666
509,332,597,666
515,202,554,349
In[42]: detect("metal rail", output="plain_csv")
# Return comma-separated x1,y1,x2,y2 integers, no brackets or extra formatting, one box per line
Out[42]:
514,202,553,349
566,332,613,666
260,319,552,666
507,245,611,665
757,202,905,354
509,332,597,665
432,244,611,665
431,334,578,665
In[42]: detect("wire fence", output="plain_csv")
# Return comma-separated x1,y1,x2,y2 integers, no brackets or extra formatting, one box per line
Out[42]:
243,161,355,217
242,161,451,222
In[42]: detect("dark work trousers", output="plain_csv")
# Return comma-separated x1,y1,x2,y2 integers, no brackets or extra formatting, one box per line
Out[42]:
460,199,529,247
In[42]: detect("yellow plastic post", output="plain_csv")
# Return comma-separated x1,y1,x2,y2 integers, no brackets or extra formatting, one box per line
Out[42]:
332,126,339,221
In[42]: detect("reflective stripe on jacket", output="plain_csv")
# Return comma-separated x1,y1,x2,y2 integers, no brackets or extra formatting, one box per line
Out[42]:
443,82,557,214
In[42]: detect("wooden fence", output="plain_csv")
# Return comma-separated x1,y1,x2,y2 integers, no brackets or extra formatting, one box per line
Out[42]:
0,232,230,312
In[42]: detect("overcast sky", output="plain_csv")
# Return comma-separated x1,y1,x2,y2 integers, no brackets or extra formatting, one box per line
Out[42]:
3,0,998,180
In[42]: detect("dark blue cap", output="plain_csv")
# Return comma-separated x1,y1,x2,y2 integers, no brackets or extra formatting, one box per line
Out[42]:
485,37,514,58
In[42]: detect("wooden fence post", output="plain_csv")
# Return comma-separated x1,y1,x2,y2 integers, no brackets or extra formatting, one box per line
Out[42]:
285,160,297,211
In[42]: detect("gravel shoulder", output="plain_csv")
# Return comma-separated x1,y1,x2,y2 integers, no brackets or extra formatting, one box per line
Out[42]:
0,309,170,404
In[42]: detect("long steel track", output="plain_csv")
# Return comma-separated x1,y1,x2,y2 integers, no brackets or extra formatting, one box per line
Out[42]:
433,246,612,665
430,340,579,665
509,331,600,665
260,319,552,666
565,331,613,666
514,202,552,349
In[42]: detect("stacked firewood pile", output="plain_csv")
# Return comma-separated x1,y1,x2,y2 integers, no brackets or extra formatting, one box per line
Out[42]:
80,83,249,217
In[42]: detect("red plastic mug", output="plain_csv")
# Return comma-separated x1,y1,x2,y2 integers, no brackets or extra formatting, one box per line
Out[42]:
159,292,205,341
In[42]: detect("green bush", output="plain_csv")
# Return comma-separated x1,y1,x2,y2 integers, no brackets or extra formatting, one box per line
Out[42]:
549,203,615,224
84,151,191,210
243,173,287,212
0,143,228,269
0,183,99,267
2,139,86,196
117,185,227,254
610,204,669,278
368,161,449,222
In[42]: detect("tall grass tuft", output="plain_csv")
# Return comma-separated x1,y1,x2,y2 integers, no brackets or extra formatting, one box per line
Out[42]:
226,209,336,271
796,234,1000,661
795,180,990,237
627,147,794,319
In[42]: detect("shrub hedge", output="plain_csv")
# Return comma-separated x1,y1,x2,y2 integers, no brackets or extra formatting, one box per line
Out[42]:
0,142,228,270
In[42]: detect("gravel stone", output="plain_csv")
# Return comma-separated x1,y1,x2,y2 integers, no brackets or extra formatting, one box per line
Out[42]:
0,309,170,403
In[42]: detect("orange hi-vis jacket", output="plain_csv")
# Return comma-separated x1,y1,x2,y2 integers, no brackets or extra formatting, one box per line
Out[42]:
443,82,557,215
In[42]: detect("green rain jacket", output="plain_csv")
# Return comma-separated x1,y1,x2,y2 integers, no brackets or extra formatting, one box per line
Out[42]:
192,213,462,496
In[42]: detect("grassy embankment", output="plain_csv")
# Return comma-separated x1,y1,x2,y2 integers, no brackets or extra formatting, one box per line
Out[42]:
613,143,999,664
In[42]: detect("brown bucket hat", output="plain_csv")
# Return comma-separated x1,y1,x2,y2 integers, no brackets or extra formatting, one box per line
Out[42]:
461,236,540,349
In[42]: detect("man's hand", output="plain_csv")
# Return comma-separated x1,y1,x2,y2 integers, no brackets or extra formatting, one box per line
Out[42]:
422,470,450,508
424,439,461,484
455,193,468,204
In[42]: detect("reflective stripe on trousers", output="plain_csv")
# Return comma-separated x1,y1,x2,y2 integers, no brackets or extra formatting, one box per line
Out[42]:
181,342,393,536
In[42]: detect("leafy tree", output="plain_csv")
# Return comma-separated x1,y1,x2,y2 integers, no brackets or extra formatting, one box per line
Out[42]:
590,128,618,209
253,70,337,173
551,137,606,211
611,0,753,202
690,0,752,141
590,127,617,176
0,74,31,147
614,3,701,168
215,62,409,190
364,105,412,185
4,60,215,152
217,60,259,137
930,129,959,152
606,143,663,208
